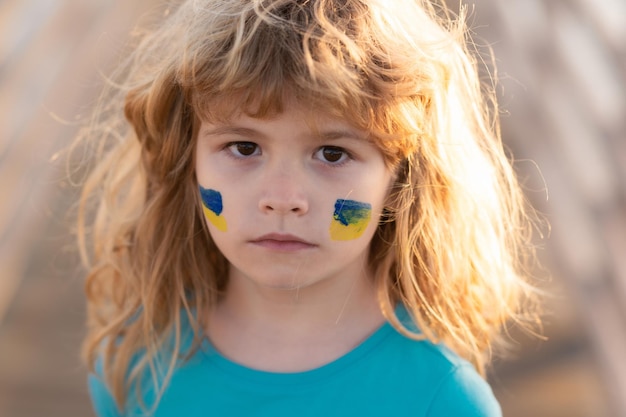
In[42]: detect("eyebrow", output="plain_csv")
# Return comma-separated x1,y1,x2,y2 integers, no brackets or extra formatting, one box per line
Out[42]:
200,126,263,139
316,129,367,141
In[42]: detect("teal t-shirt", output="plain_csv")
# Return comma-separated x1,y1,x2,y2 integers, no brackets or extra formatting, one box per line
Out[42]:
89,315,501,417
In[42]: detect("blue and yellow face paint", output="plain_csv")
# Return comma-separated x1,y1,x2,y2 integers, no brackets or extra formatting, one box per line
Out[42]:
199,186,228,232
329,199,372,241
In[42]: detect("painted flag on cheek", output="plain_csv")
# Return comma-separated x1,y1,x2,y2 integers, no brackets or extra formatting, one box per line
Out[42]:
199,186,228,232
329,199,372,241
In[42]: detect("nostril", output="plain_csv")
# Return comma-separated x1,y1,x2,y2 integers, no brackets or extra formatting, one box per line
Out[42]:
259,202,308,215
258,191,309,215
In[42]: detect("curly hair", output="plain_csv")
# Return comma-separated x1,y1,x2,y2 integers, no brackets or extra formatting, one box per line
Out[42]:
77,0,540,410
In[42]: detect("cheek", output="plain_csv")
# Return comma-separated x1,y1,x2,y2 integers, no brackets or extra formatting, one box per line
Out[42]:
329,199,372,241
199,186,228,232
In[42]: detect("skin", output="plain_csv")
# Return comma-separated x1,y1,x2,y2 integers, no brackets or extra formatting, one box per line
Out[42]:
195,101,394,372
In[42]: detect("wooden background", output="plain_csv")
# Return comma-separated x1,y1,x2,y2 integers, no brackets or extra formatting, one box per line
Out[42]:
0,0,624,416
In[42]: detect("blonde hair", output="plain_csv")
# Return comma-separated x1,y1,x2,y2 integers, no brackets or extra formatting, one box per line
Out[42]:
78,0,540,411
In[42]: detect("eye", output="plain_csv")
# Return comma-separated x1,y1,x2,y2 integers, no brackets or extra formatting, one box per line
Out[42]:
227,142,260,157
315,146,350,164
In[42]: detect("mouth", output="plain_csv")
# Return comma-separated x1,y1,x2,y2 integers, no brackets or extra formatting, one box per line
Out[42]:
249,233,317,252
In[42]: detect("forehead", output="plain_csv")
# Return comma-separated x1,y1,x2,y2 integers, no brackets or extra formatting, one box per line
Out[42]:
198,87,370,125
198,94,369,139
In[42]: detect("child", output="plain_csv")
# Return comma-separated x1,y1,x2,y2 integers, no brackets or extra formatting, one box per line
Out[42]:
79,0,540,415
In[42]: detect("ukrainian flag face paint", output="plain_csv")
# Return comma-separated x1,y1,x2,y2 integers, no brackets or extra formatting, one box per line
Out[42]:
329,199,372,241
199,186,228,232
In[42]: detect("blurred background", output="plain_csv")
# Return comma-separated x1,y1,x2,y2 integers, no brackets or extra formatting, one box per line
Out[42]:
0,0,624,416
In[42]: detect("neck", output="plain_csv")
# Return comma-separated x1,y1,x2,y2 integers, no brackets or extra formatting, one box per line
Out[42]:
207,266,385,372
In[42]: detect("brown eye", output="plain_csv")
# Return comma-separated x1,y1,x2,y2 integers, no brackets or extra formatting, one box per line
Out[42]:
228,142,259,157
318,146,347,164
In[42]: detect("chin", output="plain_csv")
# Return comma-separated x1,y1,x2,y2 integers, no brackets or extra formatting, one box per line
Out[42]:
230,266,324,292
252,275,318,291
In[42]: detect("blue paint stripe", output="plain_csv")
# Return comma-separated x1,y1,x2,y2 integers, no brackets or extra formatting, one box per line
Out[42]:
199,186,223,215
333,199,371,226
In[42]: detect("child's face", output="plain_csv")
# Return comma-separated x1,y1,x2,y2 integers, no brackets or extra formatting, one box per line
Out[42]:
195,102,393,292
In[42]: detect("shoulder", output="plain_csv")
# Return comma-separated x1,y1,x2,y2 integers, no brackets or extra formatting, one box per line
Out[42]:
87,314,199,417
88,357,123,417
423,362,502,417
375,315,501,416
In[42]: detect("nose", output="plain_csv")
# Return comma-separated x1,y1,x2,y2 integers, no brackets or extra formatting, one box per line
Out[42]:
258,165,309,215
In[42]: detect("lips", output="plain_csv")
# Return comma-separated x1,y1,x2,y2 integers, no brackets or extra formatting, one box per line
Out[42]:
249,233,317,251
